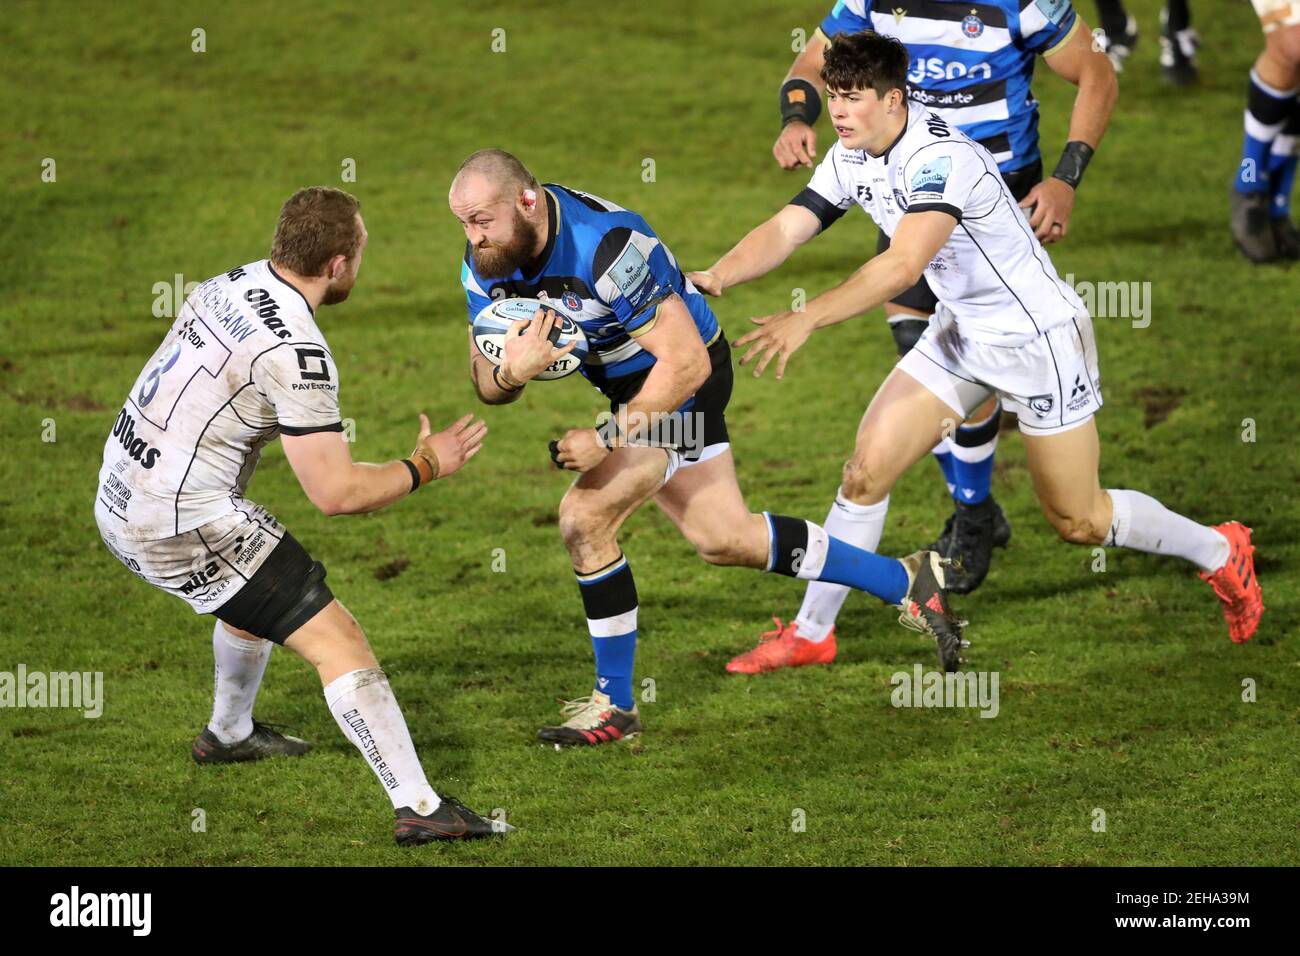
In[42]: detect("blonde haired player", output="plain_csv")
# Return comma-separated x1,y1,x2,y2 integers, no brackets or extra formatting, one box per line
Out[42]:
95,187,506,844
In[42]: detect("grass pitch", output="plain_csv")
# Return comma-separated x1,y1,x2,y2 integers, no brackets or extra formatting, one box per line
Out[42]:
1,0,1296,866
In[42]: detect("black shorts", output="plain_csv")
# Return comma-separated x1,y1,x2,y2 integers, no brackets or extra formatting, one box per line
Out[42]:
608,334,732,463
214,530,334,644
879,159,1043,315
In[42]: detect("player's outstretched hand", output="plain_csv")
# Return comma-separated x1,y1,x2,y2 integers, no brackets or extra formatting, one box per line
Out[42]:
734,311,813,380
549,427,608,473
773,121,818,170
1018,178,1075,244
417,413,487,479
501,307,578,383
686,271,723,296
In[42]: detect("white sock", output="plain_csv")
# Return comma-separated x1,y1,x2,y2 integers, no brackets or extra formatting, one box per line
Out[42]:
208,621,272,744
324,668,440,816
1104,489,1230,573
793,492,890,642
931,436,952,457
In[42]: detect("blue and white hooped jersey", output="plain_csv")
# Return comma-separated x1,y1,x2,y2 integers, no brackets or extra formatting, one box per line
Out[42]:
820,0,1080,173
460,184,720,400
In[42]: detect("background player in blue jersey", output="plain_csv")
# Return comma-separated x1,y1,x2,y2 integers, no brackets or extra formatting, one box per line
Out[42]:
1092,1,1199,85
1230,1,1300,262
748,0,1116,651
451,149,973,745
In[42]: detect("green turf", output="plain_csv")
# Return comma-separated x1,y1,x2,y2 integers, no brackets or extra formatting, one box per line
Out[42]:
1,0,1296,866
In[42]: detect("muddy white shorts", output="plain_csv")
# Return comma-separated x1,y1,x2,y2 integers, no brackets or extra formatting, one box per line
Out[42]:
896,309,1103,436
94,500,288,614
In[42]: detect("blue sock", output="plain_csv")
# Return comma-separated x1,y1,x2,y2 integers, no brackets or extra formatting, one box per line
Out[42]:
1268,136,1298,219
576,555,637,709
764,513,908,605
950,404,1000,505
1236,71,1296,194
932,439,957,496
1274,153,1294,218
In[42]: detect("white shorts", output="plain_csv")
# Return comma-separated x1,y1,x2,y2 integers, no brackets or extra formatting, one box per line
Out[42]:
663,442,730,485
1253,0,1300,32
896,311,1103,436
94,500,287,614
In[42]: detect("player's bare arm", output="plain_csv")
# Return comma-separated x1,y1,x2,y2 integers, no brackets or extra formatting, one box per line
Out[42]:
1021,19,1119,242
735,210,956,379
687,204,822,296
282,412,486,515
553,294,711,472
774,28,830,170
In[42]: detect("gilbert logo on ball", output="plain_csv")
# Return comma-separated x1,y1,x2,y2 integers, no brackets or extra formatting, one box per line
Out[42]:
472,296,589,381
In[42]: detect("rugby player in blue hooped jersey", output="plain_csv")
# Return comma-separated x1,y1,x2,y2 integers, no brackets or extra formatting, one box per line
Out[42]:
721,0,1118,672
451,149,972,746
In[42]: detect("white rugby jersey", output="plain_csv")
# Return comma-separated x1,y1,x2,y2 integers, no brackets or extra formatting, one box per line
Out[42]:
96,259,342,540
795,105,1085,344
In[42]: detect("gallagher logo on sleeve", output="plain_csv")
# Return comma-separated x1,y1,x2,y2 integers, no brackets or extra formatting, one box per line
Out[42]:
1035,0,1071,25
910,156,952,202
606,243,653,308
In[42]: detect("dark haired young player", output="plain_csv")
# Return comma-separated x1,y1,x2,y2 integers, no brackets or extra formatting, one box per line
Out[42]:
451,148,970,746
698,32,1262,668
95,187,507,843
746,0,1117,672
764,2,1118,661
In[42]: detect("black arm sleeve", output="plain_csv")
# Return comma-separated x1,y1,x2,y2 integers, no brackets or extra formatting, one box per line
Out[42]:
788,188,847,231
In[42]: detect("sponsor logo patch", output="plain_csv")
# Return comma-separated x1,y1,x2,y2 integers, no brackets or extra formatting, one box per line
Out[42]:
908,58,992,84
1066,374,1092,412
295,347,331,382
111,409,163,469
606,243,653,307
1035,0,1070,26
232,530,271,570
910,156,952,201
1028,394,1056,417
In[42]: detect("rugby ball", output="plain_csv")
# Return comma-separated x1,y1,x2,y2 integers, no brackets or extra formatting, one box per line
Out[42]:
471,297,588,381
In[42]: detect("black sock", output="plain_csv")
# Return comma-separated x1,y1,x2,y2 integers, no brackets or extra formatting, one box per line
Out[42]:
1094,0,1129,39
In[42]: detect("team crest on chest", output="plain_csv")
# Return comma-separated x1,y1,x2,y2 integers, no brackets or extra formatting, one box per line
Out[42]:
561,290,582,312
962,10,984,38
